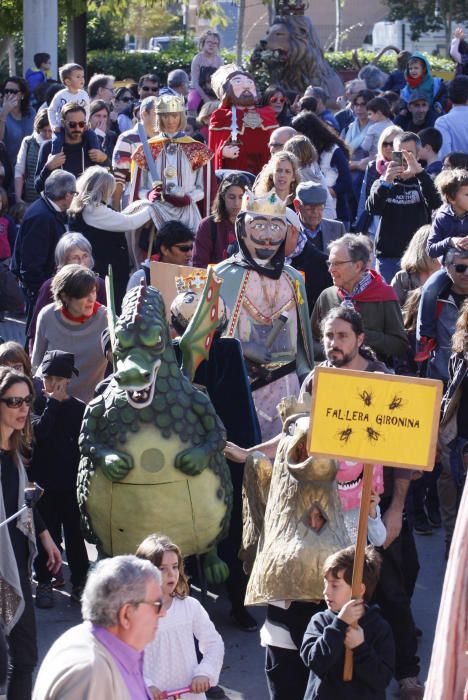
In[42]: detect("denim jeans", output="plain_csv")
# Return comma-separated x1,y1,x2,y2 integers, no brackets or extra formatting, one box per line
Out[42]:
375,256,401,284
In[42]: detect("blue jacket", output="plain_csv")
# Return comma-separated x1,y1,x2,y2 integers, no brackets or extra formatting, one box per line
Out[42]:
301,605,394,699
11,195,67,293
427,203,468,258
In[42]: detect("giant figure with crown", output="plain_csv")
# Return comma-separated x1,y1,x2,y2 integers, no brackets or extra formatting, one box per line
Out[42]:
209,65,277,176
131,93,214,232
215,189,314,439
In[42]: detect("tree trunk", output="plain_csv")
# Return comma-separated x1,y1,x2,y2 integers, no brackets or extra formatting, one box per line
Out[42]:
8,38,16,75
334,0,342,52
236,0,246,65
67,12,87,75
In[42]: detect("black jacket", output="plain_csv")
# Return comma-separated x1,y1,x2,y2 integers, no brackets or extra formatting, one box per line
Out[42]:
366,170,441,258
10,195,67,293
291,240,333,312
301,606,394,700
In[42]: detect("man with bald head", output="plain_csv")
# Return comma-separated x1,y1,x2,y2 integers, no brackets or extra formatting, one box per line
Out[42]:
268,126,297,154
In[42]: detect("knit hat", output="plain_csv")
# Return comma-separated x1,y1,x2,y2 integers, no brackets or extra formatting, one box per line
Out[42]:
41,350,79,378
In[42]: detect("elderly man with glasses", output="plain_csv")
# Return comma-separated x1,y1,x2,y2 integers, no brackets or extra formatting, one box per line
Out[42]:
33,555,165,700
311,233,407,364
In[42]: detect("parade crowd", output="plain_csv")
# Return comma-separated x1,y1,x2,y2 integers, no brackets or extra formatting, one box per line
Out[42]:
0,27,467,700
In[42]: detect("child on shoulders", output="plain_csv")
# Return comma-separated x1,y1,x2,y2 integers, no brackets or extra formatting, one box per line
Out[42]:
301,545,394,699
416,168,468,359
400,53,447,114
48,63,97,154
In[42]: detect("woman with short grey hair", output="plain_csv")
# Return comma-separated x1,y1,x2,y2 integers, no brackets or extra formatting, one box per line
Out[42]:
27,232,106,352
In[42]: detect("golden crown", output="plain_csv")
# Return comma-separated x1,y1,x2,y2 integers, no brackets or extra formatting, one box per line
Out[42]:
241,188,287,216
154,94,186,114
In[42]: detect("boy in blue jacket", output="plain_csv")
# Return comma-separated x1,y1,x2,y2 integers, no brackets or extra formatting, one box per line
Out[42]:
301,545,394,700
416,167,468,359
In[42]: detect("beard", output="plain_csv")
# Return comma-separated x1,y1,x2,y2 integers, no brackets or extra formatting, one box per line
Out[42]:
327,348,356,367
226,83,257,107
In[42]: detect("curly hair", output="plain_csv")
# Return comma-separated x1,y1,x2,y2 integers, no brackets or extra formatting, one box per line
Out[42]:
254,151,301,199
136,533,190,599
435,167,468,203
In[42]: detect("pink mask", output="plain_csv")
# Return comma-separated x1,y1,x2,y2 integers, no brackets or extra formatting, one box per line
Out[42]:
337,460,384,511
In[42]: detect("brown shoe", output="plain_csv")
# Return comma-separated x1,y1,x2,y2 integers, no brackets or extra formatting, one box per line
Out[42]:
399,676,424,700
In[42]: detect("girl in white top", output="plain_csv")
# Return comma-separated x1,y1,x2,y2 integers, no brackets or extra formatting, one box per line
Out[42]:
137,534,224,700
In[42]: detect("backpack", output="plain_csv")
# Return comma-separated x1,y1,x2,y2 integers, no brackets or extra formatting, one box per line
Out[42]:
0,216,11,260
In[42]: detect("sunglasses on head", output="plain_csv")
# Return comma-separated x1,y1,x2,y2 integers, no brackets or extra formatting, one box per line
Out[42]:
0,395,33,408
67,121,86,129
453,263,468,273
3,88,20,95
141,85,158,92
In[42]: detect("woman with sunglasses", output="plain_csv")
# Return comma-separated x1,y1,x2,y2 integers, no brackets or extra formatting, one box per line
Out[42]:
261,85,291,126
354,124,403,234
112,87,134,134
193,173,249,266
0,366,61,699
0,76,35,168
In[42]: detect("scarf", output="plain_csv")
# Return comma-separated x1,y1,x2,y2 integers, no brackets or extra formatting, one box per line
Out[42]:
337,269,398,309
285,229,307,265
376,158,390,176
61,301,101,324
0,451,37,633
407,75,424,89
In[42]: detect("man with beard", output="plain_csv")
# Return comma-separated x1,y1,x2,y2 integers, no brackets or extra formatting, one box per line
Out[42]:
395,90,436,132
215,187,313,440
35,104,108,192
209,65,277,176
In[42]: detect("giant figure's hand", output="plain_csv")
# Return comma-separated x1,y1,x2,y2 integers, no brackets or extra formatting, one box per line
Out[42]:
243,341,272,365
99,451,134,481
222,144,240,159
175,446,207,475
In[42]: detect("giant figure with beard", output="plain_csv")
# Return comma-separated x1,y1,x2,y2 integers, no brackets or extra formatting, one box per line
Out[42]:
209,65,278,176
215,188,313,439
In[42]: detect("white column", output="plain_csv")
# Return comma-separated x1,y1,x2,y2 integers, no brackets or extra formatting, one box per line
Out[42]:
23,0,58,79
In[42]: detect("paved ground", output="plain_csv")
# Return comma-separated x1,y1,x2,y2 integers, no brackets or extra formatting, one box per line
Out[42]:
0,312,447,698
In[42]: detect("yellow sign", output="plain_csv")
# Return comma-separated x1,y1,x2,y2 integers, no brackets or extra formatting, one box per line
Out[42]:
308,367,443,471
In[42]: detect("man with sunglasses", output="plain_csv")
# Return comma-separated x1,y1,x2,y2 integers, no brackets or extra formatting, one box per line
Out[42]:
35,103,108,192
138,73,160,101
33,555,165,699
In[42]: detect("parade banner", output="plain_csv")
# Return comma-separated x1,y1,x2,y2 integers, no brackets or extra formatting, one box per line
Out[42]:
150,262,208,321
308,367,443,471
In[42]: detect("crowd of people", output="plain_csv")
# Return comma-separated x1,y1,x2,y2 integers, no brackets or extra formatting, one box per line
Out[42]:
0,27,468,700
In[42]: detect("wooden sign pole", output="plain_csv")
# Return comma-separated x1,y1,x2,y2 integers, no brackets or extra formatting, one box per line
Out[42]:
343,462,374,681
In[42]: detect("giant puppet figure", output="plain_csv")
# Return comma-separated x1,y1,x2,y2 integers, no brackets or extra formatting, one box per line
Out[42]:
215,189,314,439
131,93,214,232
208,64,277,176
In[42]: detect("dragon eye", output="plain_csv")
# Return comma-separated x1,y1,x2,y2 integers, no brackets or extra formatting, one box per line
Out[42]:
140,326,164,348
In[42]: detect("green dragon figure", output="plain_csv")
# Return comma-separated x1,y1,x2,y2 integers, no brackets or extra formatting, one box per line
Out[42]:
78,278,233,583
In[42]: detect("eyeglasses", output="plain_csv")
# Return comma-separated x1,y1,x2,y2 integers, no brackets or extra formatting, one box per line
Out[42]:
327,259,354,268
134,598,165,615
3,88,20,95
270,96,286,104
354,101,366,107
382,141,394,148
0,395,33,408
66,121,86,129
269,142,283,149
172,244,193,252
141,85,158,92
453,263,468,273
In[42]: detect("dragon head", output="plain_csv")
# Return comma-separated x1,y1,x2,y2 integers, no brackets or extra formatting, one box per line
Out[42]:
113,283,168,409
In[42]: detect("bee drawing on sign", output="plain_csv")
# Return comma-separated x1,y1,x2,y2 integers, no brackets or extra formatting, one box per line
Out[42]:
358,389,373,407
365,426,382,443
388,394,405,411
337,427,353,444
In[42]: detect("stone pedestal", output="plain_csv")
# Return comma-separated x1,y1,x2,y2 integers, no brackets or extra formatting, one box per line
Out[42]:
23,0,58,79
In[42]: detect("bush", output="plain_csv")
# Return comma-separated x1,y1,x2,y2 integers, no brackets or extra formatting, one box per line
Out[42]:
87,44,236,83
